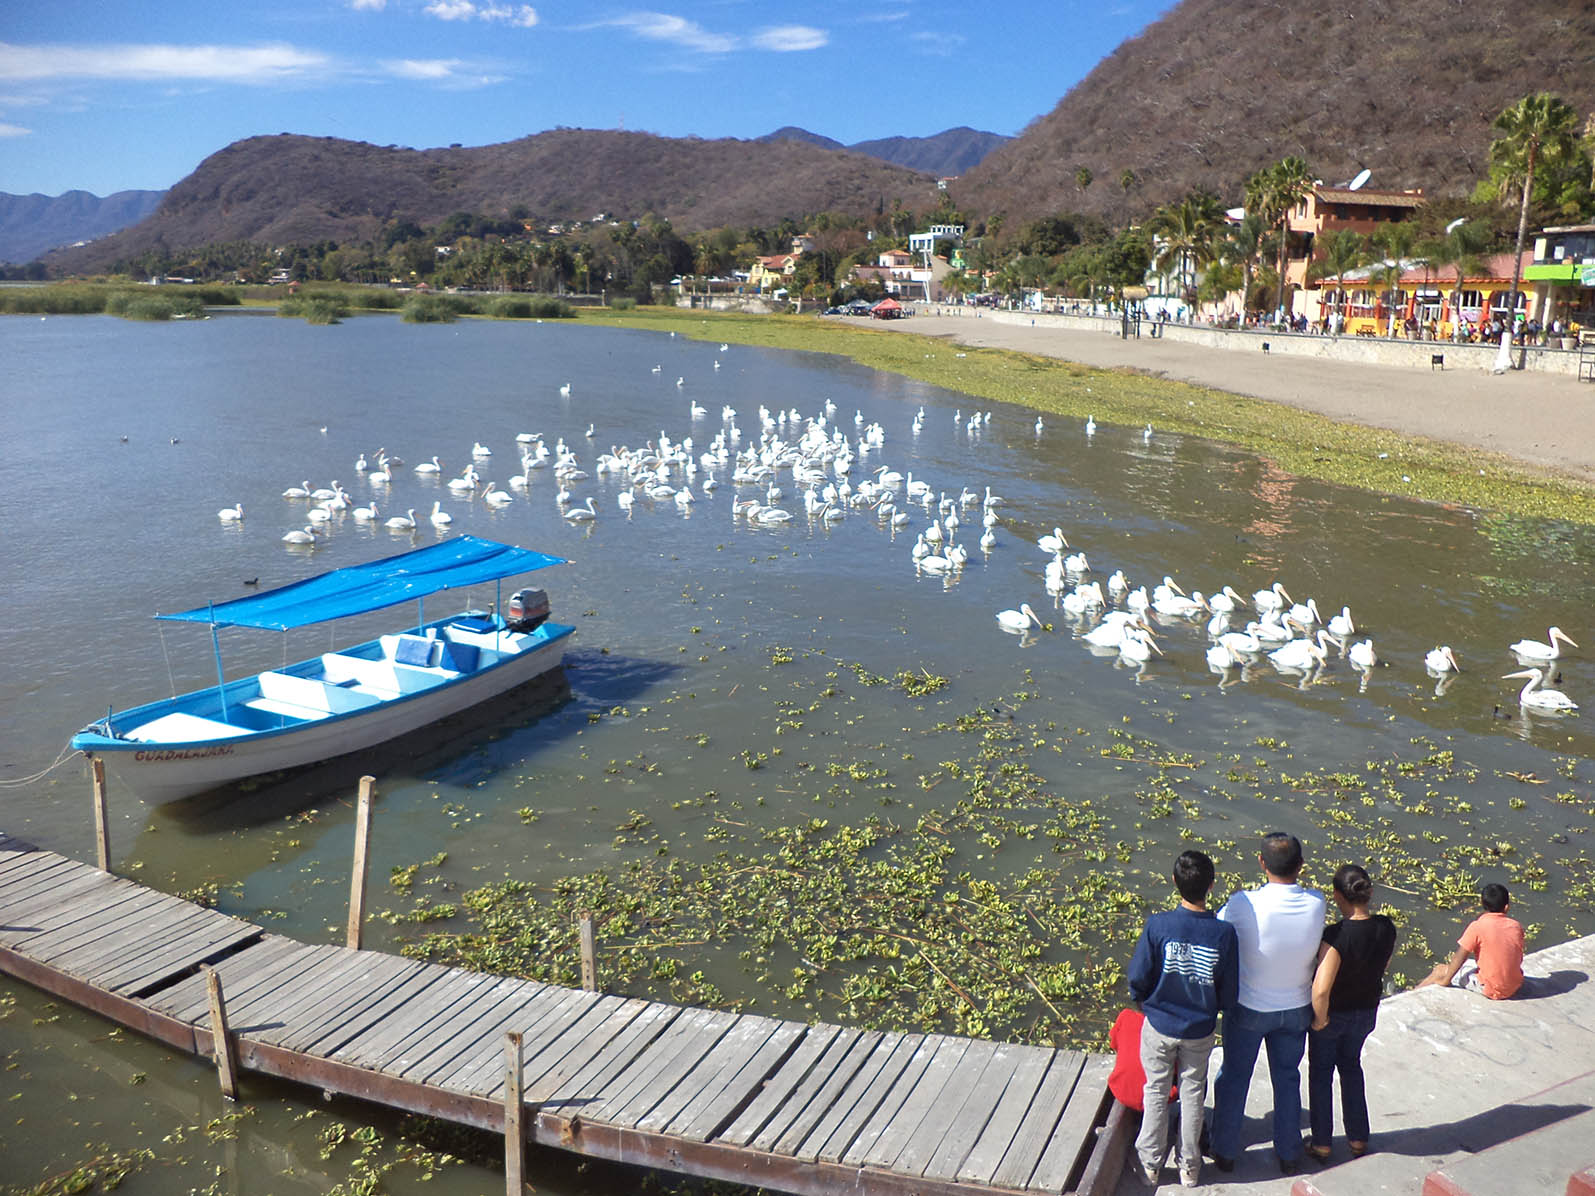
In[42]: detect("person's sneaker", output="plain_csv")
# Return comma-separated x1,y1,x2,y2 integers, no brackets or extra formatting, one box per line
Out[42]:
1180,1161,1201,1188
1280,1155,1302,1176
1141,1160,1161,1186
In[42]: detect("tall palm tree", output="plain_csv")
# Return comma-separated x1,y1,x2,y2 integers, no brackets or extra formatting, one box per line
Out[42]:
1428,220,1488,341
1371,222,1420,335
1246,157,1314,321
1488,93,1580,370
1305,228,1365,332
1220,213,1268,319
1147,191,1223,308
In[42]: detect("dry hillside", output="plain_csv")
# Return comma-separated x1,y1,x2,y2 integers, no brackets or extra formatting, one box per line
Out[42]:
955,0,1595,226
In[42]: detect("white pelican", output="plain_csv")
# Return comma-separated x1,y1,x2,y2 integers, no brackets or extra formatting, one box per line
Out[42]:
447,468,478,492
1348,639,1377,670
820,503,844,523
947,543,969,568
1063,550,1090,573
996,603,1043,633
1206,585,1245,614
919,553,953,574
1035,417,1044,435
1269,630,1339,671
1154,589,1207,618
483,483,513,507
910,534,930,561
924,519,944,545
311,482,338,501
1253,582,1291,613
415,455,442,474
564,497,598,522
1425,646,1461,674
1219,627,1265,655
1327,606,1356,637
429,501,452,526
1503,667,1578,712
385,508,416,530
979,527,997,551
1288,597,1322,627
752,506,793,524
1038,527,1067,554
282,525,318,545
1084,415,1096,436
368,460,391,485
217,503,243,521
690,401,708,418
1106,570,1129,599
352,501,378,522
559,382,572,397
306,507,332,524
283,480,311,499
1510,627,1578,661
618,491,635,514
1061,583,1105,616
1119,626,1161,662
355,453,368,471
676,487,695,507
1249,616,1296,644
1207,642,1244,671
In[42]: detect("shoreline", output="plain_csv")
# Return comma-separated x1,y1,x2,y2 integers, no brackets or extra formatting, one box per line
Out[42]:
861,310,1595,484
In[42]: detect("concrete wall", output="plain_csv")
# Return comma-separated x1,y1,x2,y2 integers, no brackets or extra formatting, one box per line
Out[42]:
969,309,1587,377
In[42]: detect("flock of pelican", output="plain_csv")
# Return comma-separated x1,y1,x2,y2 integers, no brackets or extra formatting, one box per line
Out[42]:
243,344,1580,717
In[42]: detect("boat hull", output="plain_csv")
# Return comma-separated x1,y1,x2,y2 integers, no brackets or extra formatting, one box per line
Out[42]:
74,622,572,804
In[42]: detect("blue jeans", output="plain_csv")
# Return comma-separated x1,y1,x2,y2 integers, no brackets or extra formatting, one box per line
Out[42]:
1308,1006,1377,1147
1211,1003,1312,1162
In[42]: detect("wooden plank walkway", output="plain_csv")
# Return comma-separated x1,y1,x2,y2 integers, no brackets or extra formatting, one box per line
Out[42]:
0,833,1115,1195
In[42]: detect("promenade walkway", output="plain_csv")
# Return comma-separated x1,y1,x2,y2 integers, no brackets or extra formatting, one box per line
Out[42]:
861,311,1595,483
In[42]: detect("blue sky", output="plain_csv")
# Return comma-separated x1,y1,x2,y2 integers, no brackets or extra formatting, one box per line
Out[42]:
1,1,1173,197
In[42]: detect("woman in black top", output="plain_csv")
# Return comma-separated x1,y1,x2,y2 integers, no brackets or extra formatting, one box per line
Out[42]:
1306,863,1397,1160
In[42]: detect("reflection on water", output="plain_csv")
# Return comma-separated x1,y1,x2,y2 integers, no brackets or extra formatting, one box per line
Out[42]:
3,312,1594,1193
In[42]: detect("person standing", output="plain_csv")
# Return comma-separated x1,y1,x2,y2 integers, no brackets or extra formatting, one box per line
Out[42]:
1209,832,1326,1174
1127,850,1240,1188
1307,864,1396,1161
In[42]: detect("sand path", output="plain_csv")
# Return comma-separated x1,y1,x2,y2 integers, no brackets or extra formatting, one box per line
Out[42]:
861,313,1595,482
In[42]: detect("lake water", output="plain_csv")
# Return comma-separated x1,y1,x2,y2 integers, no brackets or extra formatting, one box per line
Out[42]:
3,310,1593,1192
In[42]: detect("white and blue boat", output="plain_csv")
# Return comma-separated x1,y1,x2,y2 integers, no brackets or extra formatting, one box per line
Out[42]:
72,535,573,804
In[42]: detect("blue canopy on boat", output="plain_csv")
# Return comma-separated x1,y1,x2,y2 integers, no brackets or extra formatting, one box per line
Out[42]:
157,536,566,631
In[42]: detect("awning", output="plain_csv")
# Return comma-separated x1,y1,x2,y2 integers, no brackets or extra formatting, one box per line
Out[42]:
159,535,565,630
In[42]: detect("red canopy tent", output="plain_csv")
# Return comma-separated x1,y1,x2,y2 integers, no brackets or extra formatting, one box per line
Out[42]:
870,298,903,319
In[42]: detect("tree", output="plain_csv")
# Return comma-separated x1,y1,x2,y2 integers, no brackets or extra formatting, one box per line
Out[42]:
1075,166,1094,192
1246,156,1313,320
1487,93,1580,371
1427,219,1489,341
1147,191,1223,302
1305,228,1365,332
1219,213,1268,317
1370,222,1420,335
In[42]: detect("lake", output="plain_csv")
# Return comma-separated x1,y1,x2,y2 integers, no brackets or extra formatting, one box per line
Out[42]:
3,309,1592,1193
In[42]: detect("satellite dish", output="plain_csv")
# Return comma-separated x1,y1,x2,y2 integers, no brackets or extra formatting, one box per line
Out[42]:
1445,217,1466,234
1348,168,1371,191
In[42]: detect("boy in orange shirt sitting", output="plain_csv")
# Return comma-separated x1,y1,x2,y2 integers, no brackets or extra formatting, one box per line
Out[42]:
1418,882,1524,1000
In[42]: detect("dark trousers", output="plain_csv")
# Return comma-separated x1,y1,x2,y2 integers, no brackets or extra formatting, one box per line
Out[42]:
1308,1006,1377,1146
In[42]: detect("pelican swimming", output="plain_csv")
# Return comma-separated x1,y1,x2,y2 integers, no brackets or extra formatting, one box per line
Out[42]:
1425,645,1461,674
1327,606,1356,637
1510,627,1578,661
1207,642,1244,671
282,525,318,545
1269,629,1339,671
1503,667,1578,712
217,503,243,521
282,480,311,499
1084,415,1096,436
1038,527,1067,554
1206,585,1245,614
352,501,378,521
483,483,512,507
384,508,416,530
559,382,572,397
1287,597,1322,628
1118,626,1161,662
564,497,598,522
1347,638,1377,670
996,603,1043,633
415,455,442,474
429,501,452,526
1253,582,1291,614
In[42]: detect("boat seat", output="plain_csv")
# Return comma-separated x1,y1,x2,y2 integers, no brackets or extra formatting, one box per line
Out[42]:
244,697,331,722
322,652,452,694
124,711,253,744
257,671,385,714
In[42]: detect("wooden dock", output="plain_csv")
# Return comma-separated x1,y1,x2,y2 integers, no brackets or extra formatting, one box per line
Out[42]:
0,832,1123,1195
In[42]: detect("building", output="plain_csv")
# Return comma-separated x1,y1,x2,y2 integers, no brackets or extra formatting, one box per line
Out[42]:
1284,182,1425,297
1526,223,1595,330
748,252,801,292
1312,251,1531,339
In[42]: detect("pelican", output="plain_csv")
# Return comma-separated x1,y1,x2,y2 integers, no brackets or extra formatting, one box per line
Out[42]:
1063,550,1090,573
471,441,492,458
919,553,953,574
483,483,513,507
1503,667,1577,711
1347,639,1377,670
675,487,695,507
564,497,598,522
1253,582,1291,613
1219,627,1265,655
618,491,635,514
1061,582,1105,616
1510,627,1578,661
352,501,378,522
385,508,416,530
429,501,452,526
996,603,1043,633
217,503,243,521
1084,615,1141,649
1327,606,1356,637
306,506,332,524
415,455,442,474
690,401,708,418
368,460,391,485
1288,597,1322,627
447,468,479,492
1038,527,1068,554
752,507,793,524
910,534,930,561
1425,646,1461,674
282,525,318,545
1206,585,1245,614
1207,642,1244,671
1119,626,1161,662
558,383,572,397
979,527,997,551
1035,417,1044,435
1084,415,1096,436
1269,630,1339,671
1249,616,1296,644
355,453,368,471
1143,423,1153,443
947,543,969,568
283,480,311,499
1106,570,1129,599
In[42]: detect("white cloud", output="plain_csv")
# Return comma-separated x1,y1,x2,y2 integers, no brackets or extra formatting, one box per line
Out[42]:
0,121,30,138
598,13,735,53
595,13,826,54
348,0,388,10
0,41,330,84
423,0,537,25
751,25,827,52
385,57,465,79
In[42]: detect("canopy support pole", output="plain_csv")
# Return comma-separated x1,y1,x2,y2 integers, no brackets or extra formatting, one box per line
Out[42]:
208,604,229,721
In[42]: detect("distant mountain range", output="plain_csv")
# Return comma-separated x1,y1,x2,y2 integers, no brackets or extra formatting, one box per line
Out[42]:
954,0,1595,226
755,126,1011,176
0,190,165,263
49,130,940,273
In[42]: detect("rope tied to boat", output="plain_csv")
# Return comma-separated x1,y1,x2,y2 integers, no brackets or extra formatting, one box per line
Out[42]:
0,741,80,788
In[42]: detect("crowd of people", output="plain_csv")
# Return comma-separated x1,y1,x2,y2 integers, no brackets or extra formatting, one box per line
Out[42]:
1112,833,1525,1188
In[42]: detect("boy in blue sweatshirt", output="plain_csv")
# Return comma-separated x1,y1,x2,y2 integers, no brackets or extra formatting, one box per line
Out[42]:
1128,849,1240,1188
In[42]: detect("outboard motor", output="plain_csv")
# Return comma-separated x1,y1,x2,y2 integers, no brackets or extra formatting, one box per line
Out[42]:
505,587,550,632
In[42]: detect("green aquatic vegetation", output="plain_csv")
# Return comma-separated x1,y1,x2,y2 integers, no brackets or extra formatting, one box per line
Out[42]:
582,306,1595,525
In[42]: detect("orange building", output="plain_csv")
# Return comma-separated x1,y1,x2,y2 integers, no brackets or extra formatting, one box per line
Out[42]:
1314,251,1532,339
1283,182,1426,298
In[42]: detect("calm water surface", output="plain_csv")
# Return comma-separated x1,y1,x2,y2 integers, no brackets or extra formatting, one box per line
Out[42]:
3,311,1593,1192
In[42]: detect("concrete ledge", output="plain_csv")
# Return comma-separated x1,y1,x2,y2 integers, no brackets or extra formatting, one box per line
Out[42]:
1567,1164,1595,1196
1419,1103,1595,1196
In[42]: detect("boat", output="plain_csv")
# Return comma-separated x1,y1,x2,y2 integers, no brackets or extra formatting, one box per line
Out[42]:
71,535,573,804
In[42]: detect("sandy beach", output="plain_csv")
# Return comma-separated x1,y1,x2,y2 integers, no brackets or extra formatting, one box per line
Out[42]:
865,313,1595,483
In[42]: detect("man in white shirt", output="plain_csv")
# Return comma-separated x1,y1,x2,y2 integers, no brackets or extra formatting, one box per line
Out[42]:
1208,832,1326,1174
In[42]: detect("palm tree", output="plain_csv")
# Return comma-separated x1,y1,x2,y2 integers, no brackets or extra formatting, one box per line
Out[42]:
1246,157,1314,321
1427,220,1489,341
1305,228,1366,332
1371,223,1420,335
1147,191,1223,309
1488,93,1580,370
1220,213,1268,319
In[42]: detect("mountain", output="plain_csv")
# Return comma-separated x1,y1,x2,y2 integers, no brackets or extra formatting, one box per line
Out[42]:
52,130,938,273
0,189,165,263
954,0,1595,227
758,126,1011,177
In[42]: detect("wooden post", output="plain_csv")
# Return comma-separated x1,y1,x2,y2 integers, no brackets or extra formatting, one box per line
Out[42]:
346,776,375,950
579,913,597,992
204,966,238,1100
90,757,111,873
504,1031,524,1195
